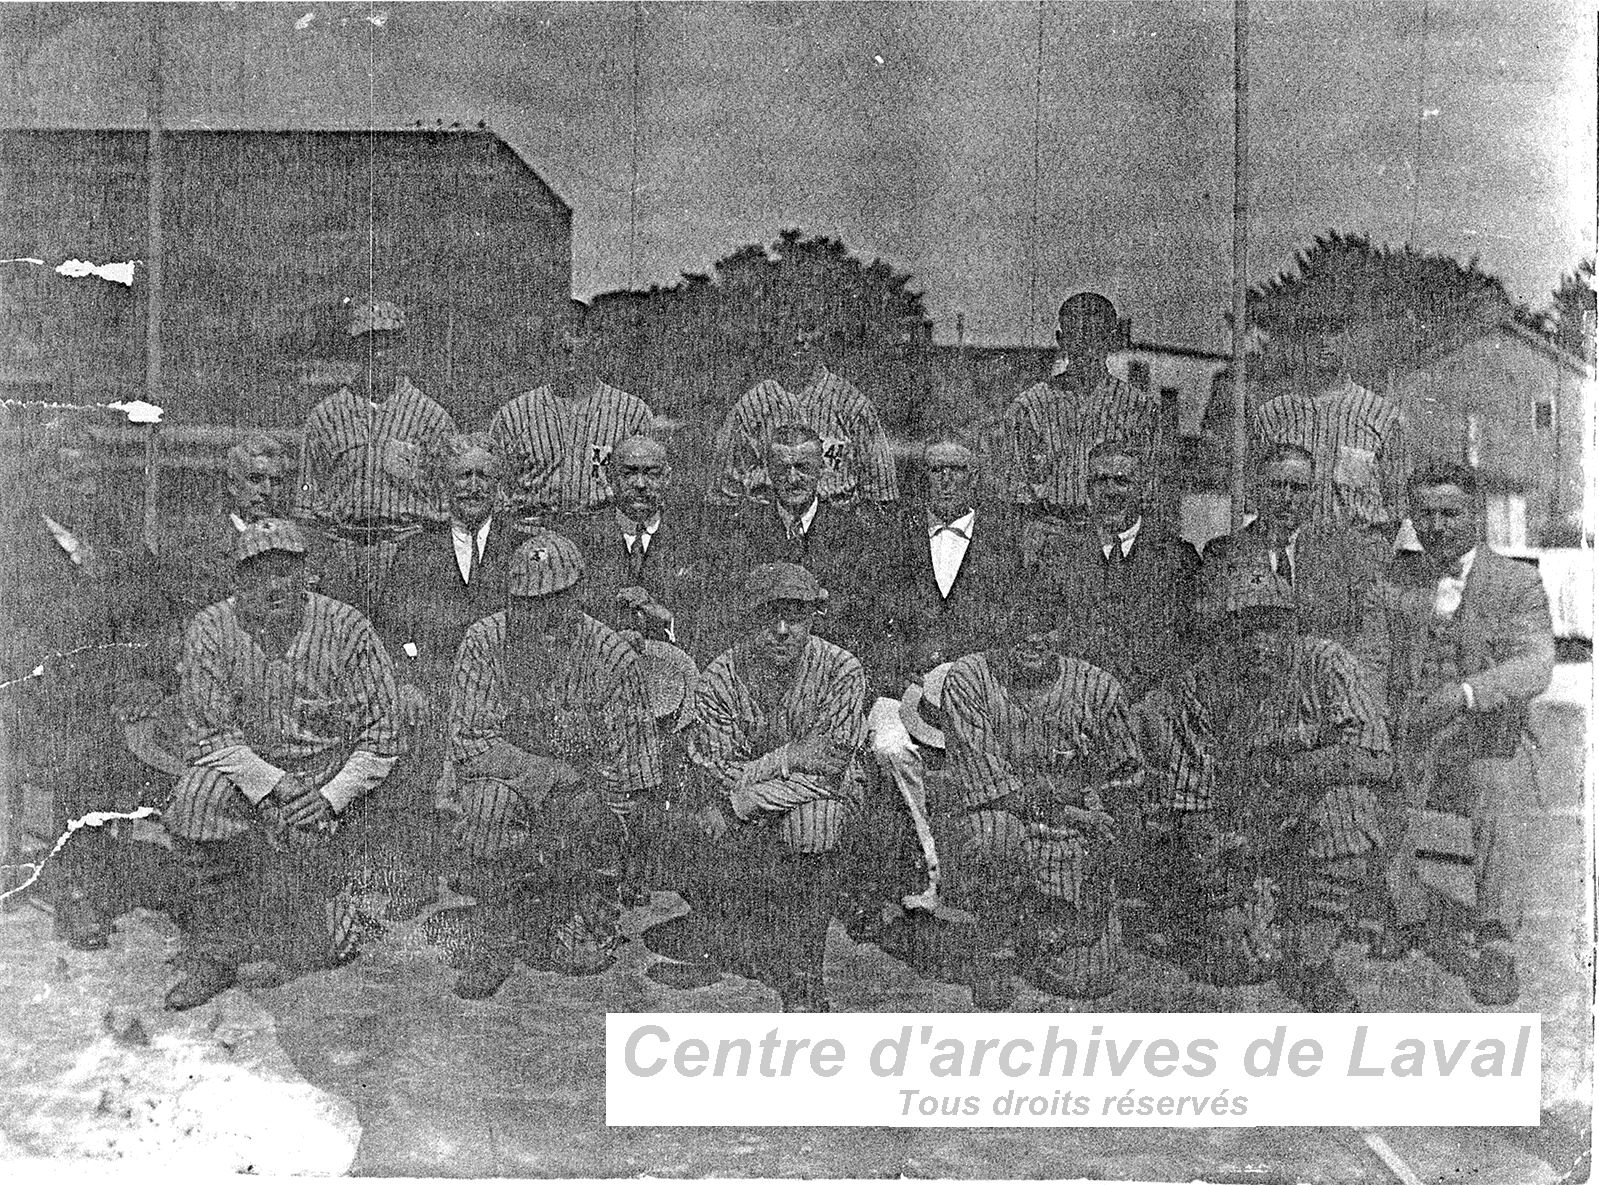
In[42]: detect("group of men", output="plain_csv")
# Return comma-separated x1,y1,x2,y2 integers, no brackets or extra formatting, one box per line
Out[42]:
2,288,1552,1015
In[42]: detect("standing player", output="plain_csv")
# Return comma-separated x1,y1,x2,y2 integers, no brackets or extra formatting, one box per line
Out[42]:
1002,293,1170,555
488,301,654,519
297,298,457,618
707,313,899,508
1251,310,1410,556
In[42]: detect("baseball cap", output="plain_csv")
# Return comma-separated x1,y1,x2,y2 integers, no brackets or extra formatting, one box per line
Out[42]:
348,299,406,337
508,531,585,597
234,517,309,563
744,561,827,609
1198,556,1297,618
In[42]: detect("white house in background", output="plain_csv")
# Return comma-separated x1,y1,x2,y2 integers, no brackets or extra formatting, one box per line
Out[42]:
1110,342,1230,436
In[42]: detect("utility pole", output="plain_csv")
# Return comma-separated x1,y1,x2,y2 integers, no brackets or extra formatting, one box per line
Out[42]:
1229,0,1250,533
141,8,165,549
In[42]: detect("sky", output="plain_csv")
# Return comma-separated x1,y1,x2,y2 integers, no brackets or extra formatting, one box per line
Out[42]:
1,1,1591,350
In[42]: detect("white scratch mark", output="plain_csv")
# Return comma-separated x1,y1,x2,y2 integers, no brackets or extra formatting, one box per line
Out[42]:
0,641,156,691
107,399,164,424
56,259,137,286
1422,107,1441,119
0,256,47,266
874,54,885,65
366,10,388,27
0,806,158,905
294,11,316,29
0,396,165,423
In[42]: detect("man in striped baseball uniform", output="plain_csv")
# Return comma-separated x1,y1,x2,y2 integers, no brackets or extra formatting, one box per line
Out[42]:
1002,293,1171,556
489,302,654,520
683,562,866,1011
940,601,1143,1009
297,299,457,618
162,519,403,1010
1137,562,1392,1009
707,316,899,508
443,532,661,999
1250,311,1411,554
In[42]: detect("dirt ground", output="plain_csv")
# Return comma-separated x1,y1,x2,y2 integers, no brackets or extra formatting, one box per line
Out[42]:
0,667,1589,1181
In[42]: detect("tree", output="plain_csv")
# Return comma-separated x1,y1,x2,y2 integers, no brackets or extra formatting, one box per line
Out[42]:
1244,230,1514,387
586,229,933,432
1547,259,1596,361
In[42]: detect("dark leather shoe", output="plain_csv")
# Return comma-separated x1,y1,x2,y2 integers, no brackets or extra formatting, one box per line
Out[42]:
1281,962,1357,1012
1469,946,1520,1007
1367,924,1423,962
453,949,516,1000
56,894,111,951
164,960,238,1011
382,876,440,922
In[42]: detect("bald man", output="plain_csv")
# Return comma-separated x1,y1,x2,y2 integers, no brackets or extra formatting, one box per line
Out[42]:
556,435,709,658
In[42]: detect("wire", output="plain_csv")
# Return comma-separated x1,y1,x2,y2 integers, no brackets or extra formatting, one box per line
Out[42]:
1025,1,1046,348
1406,0,1429,247
629,1,644,293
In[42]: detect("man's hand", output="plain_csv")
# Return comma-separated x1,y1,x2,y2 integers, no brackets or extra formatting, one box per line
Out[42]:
396,682,431,729
696,802,731,841
269,773,335,831
1058,803,1117,845
1409,684,1467,734
729,785,761,822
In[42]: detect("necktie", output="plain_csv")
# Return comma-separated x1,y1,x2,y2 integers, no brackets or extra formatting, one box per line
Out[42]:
627,535,646,577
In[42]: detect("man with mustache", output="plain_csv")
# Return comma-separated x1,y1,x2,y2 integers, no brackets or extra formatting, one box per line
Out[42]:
940,601,1143,1009
162,518,403,1010
680,562,866,1011
559,434,706,654
372,432,521,920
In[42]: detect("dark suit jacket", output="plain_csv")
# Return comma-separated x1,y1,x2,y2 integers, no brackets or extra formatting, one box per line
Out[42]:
1201,518,1385,646
557,504,711,658
1034,519,1201,702
1352,546,1554,757
704,498,891,687
886,505,1023,688
374,516,521,698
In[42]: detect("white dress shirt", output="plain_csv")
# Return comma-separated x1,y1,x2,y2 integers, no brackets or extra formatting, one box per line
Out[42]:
777,497,820,540
1101,516,1143,562
1433,546,1479,709
927,507,975,599
450,516,492,584
1433,546,1477,618
620,510,662,556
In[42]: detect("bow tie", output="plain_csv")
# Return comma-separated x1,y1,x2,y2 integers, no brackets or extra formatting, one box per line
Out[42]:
930,521,970,540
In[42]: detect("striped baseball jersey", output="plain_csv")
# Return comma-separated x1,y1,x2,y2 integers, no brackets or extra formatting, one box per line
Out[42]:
1140,635,1389,858
688,634,866,819
178,591,403,806
448,608,662,803
1002,374,1168,515
709,366,899,505
1251,379,1410,531
297,377,457,524
941,651,1142,815
487,382,654,513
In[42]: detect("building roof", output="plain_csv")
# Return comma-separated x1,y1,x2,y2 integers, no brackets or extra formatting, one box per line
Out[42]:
0,124,571,214
1413,315,1592,377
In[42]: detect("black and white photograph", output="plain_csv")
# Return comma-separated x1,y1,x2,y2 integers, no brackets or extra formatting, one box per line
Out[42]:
0,1,1591,1180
